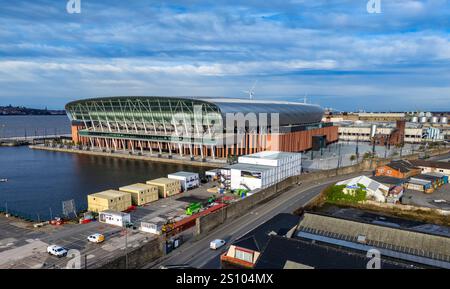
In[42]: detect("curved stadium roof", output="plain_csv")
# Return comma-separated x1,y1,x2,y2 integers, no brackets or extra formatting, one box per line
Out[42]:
65,96,324,126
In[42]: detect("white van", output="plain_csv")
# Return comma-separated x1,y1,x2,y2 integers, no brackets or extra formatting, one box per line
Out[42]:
209,239,226,250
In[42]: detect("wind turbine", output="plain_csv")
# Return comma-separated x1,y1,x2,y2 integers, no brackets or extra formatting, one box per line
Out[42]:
298,93,308,104
243,80,258,99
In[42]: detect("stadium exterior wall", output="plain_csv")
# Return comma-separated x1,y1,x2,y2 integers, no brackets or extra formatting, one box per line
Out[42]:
66,96,338,158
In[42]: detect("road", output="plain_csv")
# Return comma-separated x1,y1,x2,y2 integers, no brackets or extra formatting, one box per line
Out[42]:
146,171,369,269
428,152,450,162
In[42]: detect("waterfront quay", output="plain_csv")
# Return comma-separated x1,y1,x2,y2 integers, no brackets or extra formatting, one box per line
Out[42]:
30,144,225,168
0,180,221,269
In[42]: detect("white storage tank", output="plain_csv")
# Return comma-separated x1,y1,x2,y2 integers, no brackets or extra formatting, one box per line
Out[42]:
431,116,439,123
420,116,428,123
441,116,448,124
411,116,418,123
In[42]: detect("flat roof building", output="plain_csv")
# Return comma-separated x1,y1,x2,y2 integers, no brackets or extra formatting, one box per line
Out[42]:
167,171,200,192
119,183,159,206
146,178,181,198
87,190,132,213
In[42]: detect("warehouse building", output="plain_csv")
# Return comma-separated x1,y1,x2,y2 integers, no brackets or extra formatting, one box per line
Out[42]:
405,178,433,193
296,212,450,268
146,178,181,198
65,96,337,159
338,125,423,143
119,183,159,206
87,190,132,213
375,160,421,179
410,160,450,178
225,151,301,190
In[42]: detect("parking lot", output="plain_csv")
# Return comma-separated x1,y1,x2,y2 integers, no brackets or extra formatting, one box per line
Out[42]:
0,178,238,269
402,183,450,210
0,214,158,269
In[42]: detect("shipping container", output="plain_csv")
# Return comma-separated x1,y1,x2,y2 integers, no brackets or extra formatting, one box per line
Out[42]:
87,190,132,213
146,178,181,198
119,183,159,206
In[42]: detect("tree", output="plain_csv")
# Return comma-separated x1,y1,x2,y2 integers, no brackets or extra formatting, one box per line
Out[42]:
363,151,374,159
350,155,357,163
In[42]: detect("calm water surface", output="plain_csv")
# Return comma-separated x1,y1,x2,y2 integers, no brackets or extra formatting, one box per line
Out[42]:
0,146,209,220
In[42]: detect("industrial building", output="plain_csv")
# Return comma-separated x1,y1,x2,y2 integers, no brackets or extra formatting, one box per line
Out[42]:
410,160,450,177
325,111,449,125
167,171,199,192
338,122,424,143
222,213,429,269
119,183,159,206
223,151,302,190
87,190,132,213
146,178,181,198
296,212,450,269
65,96,338,159
375,160,421,179
405,178,433,193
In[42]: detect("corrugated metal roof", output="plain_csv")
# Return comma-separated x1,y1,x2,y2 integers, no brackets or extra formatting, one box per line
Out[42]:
203,98,323,126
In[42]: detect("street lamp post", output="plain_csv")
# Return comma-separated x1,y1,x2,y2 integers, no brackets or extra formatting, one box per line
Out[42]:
125,228,128,269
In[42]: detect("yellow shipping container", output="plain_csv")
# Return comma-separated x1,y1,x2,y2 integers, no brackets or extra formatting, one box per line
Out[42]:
87,190,132,213
119,183,159,206
146,178,181,198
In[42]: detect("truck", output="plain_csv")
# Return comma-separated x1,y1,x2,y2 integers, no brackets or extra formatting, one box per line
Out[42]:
185,202,202,215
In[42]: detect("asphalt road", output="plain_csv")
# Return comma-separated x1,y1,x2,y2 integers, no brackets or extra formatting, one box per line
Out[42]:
428,152,450,161
146,171,370,269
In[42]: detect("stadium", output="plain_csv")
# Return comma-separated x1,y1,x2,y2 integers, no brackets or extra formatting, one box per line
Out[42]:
65,96,338,159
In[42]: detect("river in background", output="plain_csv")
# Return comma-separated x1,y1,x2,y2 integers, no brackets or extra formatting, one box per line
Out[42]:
0,115,71,138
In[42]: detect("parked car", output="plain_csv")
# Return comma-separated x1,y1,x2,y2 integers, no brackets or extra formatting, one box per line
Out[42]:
47,245,68,257
125,222,137,229
209,239,226,250
87,233,105,243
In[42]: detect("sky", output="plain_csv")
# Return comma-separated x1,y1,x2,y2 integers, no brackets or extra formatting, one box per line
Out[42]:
0,0,449,111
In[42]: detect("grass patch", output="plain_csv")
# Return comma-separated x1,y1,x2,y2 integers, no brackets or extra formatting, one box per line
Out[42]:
325,184,367,204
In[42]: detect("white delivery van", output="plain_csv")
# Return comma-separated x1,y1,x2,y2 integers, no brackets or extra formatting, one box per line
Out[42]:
209,239,226,250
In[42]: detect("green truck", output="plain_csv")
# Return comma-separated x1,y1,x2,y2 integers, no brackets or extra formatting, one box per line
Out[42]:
185,202,202,215
234,189,249,198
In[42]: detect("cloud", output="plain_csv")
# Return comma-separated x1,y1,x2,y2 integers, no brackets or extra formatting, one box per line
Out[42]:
0,0,449,111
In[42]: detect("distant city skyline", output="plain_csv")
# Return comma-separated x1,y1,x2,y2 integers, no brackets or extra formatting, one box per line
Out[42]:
0,0,449,111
